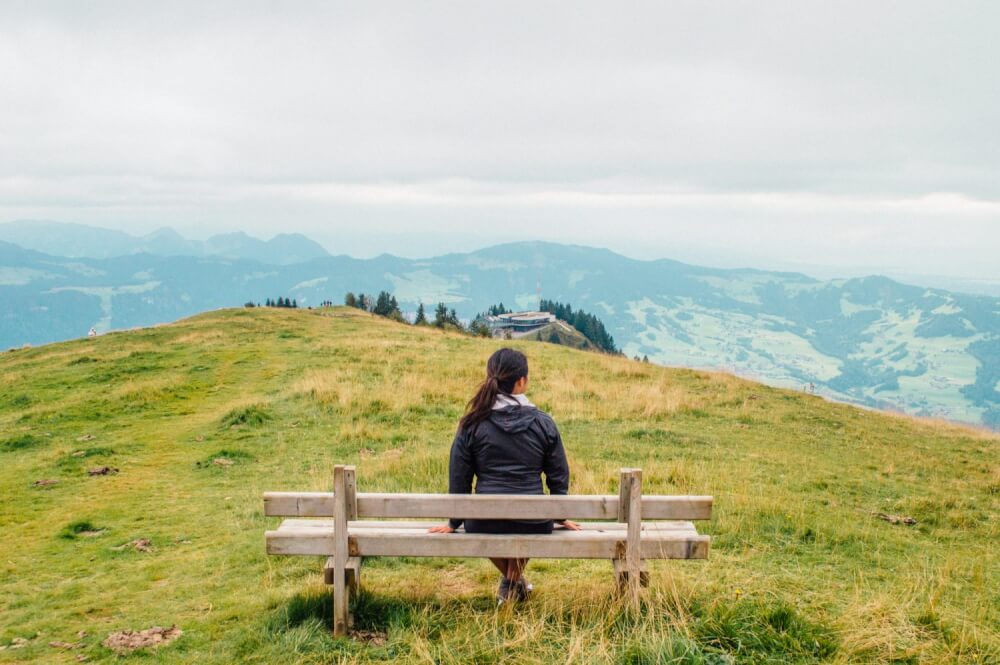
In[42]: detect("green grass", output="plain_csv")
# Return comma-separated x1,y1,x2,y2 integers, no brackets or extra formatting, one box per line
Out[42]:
0,307,997,663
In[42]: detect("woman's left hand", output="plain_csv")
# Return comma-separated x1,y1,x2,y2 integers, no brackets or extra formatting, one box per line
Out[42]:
428,525,455,533
557,520,582,531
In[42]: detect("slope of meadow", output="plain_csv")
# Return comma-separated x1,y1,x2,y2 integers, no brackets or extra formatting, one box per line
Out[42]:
0,307,996,664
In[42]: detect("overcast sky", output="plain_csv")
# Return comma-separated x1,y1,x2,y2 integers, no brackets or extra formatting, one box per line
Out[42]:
1,1,998,279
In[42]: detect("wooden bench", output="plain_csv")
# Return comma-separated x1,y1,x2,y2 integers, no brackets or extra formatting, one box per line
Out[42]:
264,465,712,635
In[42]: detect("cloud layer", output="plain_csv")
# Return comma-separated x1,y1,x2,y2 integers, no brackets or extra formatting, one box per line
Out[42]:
1,1,997,276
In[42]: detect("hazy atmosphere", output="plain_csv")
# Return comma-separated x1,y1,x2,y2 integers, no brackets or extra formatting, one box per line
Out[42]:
1,1,998,279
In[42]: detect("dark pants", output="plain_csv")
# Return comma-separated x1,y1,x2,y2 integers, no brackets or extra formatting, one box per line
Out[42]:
464,519,553,534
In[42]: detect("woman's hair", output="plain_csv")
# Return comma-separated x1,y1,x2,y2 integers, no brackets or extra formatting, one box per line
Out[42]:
459,347,529,432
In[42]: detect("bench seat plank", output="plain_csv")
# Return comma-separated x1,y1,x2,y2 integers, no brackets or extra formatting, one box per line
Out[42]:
266,525,709,559
264,492,712,520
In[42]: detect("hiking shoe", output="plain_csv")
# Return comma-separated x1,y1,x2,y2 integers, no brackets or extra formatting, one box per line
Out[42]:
496,577,513,606
513,578,533,601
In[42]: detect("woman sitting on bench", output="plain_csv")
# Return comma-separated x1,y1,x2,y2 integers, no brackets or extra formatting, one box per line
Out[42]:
429,347,580,604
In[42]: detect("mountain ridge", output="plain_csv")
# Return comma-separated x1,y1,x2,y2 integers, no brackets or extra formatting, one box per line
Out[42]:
0,234,996,428
0,220,330,265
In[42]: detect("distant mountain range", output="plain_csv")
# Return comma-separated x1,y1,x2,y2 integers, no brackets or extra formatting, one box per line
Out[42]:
1,223,997,429
0,220,329,265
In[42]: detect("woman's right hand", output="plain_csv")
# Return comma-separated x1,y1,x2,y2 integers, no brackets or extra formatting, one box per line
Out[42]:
557,520,582,531
428,525,456,534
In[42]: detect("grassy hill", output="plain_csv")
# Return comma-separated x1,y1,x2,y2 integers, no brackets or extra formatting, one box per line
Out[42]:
0,307,997,664
515,320,595,350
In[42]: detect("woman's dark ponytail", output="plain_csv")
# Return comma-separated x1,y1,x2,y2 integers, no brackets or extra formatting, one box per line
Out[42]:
459,348,529,432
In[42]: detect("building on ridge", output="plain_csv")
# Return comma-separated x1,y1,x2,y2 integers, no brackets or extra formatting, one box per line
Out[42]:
483,311,556,337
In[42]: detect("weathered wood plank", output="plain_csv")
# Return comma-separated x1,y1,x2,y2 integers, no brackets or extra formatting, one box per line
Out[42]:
612,558,650,588
266,527,709,559
621,468,643,604
323,556,362,588
279,519,697,532
263,492,712,520
331,466,350,637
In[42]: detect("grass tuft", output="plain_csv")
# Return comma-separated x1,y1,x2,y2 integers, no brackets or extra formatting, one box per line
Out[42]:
692,598,838,660
1,433,41,452
221,403,273,428
195,448,255,468
59,520,107,539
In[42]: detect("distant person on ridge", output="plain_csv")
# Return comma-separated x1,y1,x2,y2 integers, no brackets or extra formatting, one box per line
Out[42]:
428,347,580,605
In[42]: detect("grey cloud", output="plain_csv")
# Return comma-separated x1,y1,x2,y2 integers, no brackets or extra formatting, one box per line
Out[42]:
0,1,997,277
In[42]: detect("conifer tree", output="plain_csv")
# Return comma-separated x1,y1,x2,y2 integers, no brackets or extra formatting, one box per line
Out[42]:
344,292,357,307
374,291,391,316
433,302,448,327
414,302,427,325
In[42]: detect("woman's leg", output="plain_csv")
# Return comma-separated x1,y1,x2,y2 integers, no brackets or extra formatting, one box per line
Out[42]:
506,558,529,582
489,558,509,576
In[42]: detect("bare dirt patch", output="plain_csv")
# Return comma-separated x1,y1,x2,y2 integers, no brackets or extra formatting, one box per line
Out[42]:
102,626,181,653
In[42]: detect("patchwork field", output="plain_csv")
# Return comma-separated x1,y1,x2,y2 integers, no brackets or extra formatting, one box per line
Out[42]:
0,307,997,663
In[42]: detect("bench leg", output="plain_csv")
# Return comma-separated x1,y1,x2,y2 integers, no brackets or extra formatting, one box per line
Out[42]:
325,556,362,629
612,558,649,590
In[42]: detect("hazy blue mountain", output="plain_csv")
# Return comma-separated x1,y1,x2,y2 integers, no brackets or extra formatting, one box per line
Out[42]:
0,221,329,265
0,220,145,259
203,231,330,264
1,239,996,429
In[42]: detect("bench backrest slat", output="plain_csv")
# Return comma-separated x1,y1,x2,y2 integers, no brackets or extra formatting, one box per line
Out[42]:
263,491,712,520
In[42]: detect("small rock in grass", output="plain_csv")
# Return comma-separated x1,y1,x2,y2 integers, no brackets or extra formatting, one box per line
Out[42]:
873,511,917,526
88,466,118,476
49,640,80,649
195,435,205,442
9,637,29,649
353,629,387,645
212,458,234,467
77,434,96,442
102,625,181,653
111,538,153,552
71,450,86,457
34,479,59,487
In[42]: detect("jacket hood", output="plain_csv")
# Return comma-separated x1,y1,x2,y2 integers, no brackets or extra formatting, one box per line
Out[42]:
488,405,538,434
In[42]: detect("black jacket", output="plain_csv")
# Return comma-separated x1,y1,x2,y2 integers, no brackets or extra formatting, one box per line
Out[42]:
448,404,570,529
